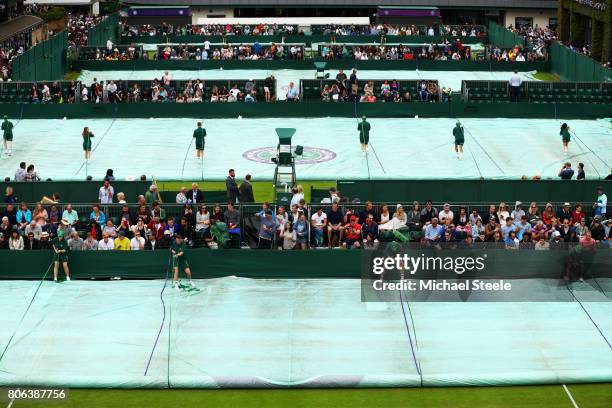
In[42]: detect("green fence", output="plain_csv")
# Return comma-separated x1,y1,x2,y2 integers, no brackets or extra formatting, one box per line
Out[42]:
0,181,229,204
87,13,119,47
0,101,608,120
73,58,548,72
550,42,612,82
336,180,610,203
3,179,608,205
1,249,610,280
11,31,67,81
487,21,529,48
120,34,487,46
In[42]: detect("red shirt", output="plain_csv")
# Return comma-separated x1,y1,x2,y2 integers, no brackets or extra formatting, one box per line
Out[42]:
345,222,362,240
571,210,585,225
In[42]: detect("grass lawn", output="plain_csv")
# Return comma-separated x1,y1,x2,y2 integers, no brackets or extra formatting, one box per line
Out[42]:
532,71,561,81
8,384,611,408
156,180,336,203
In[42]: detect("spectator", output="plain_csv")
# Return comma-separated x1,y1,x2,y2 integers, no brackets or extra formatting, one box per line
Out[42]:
68,231,84,251
239,174,255,203
557,203,572,224
62,204,79,228
176,187,188,204
258,213,276,249
98,179,114,204
511,202,525,221
190,182,204,204
226,169,239,203
590,216,605,241
508,70,522,102
195,205,211,244
438,203,454,223
361,213,379,247
378,204,393,232
144,231,162,250
310,207,328,247
534,234,550,250
82,232,99,250
420,200,439,225
593,185,607,218
294,213,309,250
4,186,17,204
0,233,6,250
98,232,114,250
130,230,145,250
424,217,444,241
114,231,131,250
9,230,23,250
16,202,31,229
224,203,241,232
286,82,299,101
24,220,42,240
343,215,362,249
14,162,27,182
577,163,585,180
145,184,158,204
282,222,295,250
558,162,574,179
571,204,586,225
392,204,407,230
24,231,39,250
327,202,344,248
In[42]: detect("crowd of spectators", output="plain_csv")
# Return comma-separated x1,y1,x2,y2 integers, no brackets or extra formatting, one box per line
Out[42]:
67,13,103,48
316,24,486,38
2,177,609,254
319,69,449,103
122,23,300,37
80,44,140,61
508,24,557,57
28,81,78,104
157,42,303,61
79,74,276,103
320,40,471,61
485,45,547,62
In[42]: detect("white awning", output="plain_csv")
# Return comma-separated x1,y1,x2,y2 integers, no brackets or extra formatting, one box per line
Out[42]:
194,17,371,26
24,0,96,5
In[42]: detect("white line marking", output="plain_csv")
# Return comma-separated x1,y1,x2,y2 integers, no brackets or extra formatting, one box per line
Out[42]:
563,384,580,408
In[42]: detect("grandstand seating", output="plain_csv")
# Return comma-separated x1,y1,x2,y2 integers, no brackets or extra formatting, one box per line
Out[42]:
462,80,612,103
300,79,437,101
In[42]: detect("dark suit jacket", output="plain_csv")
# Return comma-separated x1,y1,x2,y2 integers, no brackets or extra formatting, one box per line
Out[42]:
189,189,204,204
239,181,255,203
226,176,239,202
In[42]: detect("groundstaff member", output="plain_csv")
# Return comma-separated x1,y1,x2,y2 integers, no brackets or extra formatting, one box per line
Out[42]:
52,230,71,282
193,121,206,159
171,233,195,291
453,120,465,160
357,115,370,155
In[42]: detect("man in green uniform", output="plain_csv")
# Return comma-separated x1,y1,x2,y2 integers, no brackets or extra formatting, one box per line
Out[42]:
357,115,370,156
52,230,71,282
560,123,571,155
1,115,14,156
171,233,195,290
453,120,465,160
193,121,207,159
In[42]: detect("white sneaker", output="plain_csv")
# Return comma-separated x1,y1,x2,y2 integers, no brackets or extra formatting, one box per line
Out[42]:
54,278,58,282
189,280,196,288
173,282,181,291
66,277,71,281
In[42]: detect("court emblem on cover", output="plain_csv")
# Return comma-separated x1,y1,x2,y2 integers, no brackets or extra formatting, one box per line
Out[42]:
243,146,336,164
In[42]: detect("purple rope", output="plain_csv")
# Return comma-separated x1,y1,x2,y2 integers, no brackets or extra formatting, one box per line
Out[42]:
566,284,612,350
144,256,172,376
399,290,422,381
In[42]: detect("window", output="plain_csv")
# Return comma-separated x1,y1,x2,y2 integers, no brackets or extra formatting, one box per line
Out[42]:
515,17,533,28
